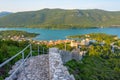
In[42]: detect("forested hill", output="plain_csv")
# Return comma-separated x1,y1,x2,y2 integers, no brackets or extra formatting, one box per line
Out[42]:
0,9,120,28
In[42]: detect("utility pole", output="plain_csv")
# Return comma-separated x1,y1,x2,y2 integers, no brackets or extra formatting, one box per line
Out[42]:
65,42,66,51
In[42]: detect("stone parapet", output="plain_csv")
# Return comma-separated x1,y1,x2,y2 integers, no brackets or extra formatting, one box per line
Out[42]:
49,48,75,80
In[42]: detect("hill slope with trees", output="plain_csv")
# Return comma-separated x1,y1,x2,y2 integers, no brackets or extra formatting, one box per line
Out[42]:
0,9,120,28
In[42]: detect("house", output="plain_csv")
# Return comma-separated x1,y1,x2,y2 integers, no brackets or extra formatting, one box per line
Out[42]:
70,38,90,48
70,40,80,48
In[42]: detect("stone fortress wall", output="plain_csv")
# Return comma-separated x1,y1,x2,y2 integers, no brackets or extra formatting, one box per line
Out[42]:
49,48,86,80
49,48,75,80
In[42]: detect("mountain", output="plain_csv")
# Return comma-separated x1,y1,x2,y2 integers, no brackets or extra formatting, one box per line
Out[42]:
0,12,12,17
0,9,120,28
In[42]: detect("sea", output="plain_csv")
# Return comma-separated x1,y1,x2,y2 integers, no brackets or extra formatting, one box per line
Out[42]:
0,27,120,40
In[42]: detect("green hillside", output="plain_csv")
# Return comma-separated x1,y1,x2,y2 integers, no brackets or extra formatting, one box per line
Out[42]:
0,9,120,28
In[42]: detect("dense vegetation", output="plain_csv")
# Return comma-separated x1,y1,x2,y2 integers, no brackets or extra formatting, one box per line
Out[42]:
67,33,118,44
0,40,29,79
114,40,120,46
65,55,120,80
0,9,120,28
0,30,39,39
65,33,120,80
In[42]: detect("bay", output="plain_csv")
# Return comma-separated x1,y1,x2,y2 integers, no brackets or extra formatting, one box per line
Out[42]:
0,27,120,40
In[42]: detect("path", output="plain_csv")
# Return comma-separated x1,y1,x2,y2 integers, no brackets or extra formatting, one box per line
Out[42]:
6,54,49,80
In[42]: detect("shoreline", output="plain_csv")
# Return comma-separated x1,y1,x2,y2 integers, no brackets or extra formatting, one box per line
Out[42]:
1,26,120,30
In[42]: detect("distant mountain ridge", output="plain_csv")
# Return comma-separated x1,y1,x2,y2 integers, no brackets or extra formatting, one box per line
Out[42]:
0,9,120,28
0,12,12,17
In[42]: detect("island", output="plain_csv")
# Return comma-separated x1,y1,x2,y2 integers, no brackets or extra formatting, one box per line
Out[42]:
0,30,39,41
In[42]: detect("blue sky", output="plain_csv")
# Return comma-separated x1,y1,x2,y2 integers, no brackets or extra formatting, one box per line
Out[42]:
0,0,120,12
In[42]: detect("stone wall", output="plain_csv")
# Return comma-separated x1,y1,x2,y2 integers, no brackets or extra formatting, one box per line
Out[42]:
59,49,85,64
71,49,84,61
59,50,72,63
49,48,75,80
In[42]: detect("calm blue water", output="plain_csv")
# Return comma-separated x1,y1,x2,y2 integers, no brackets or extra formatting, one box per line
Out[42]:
0,27,120,40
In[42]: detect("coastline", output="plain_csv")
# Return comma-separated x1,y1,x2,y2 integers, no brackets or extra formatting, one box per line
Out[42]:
1,27,120,41
0,25,120,30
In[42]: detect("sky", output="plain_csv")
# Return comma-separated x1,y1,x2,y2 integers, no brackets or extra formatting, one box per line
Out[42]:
0,0,120,12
